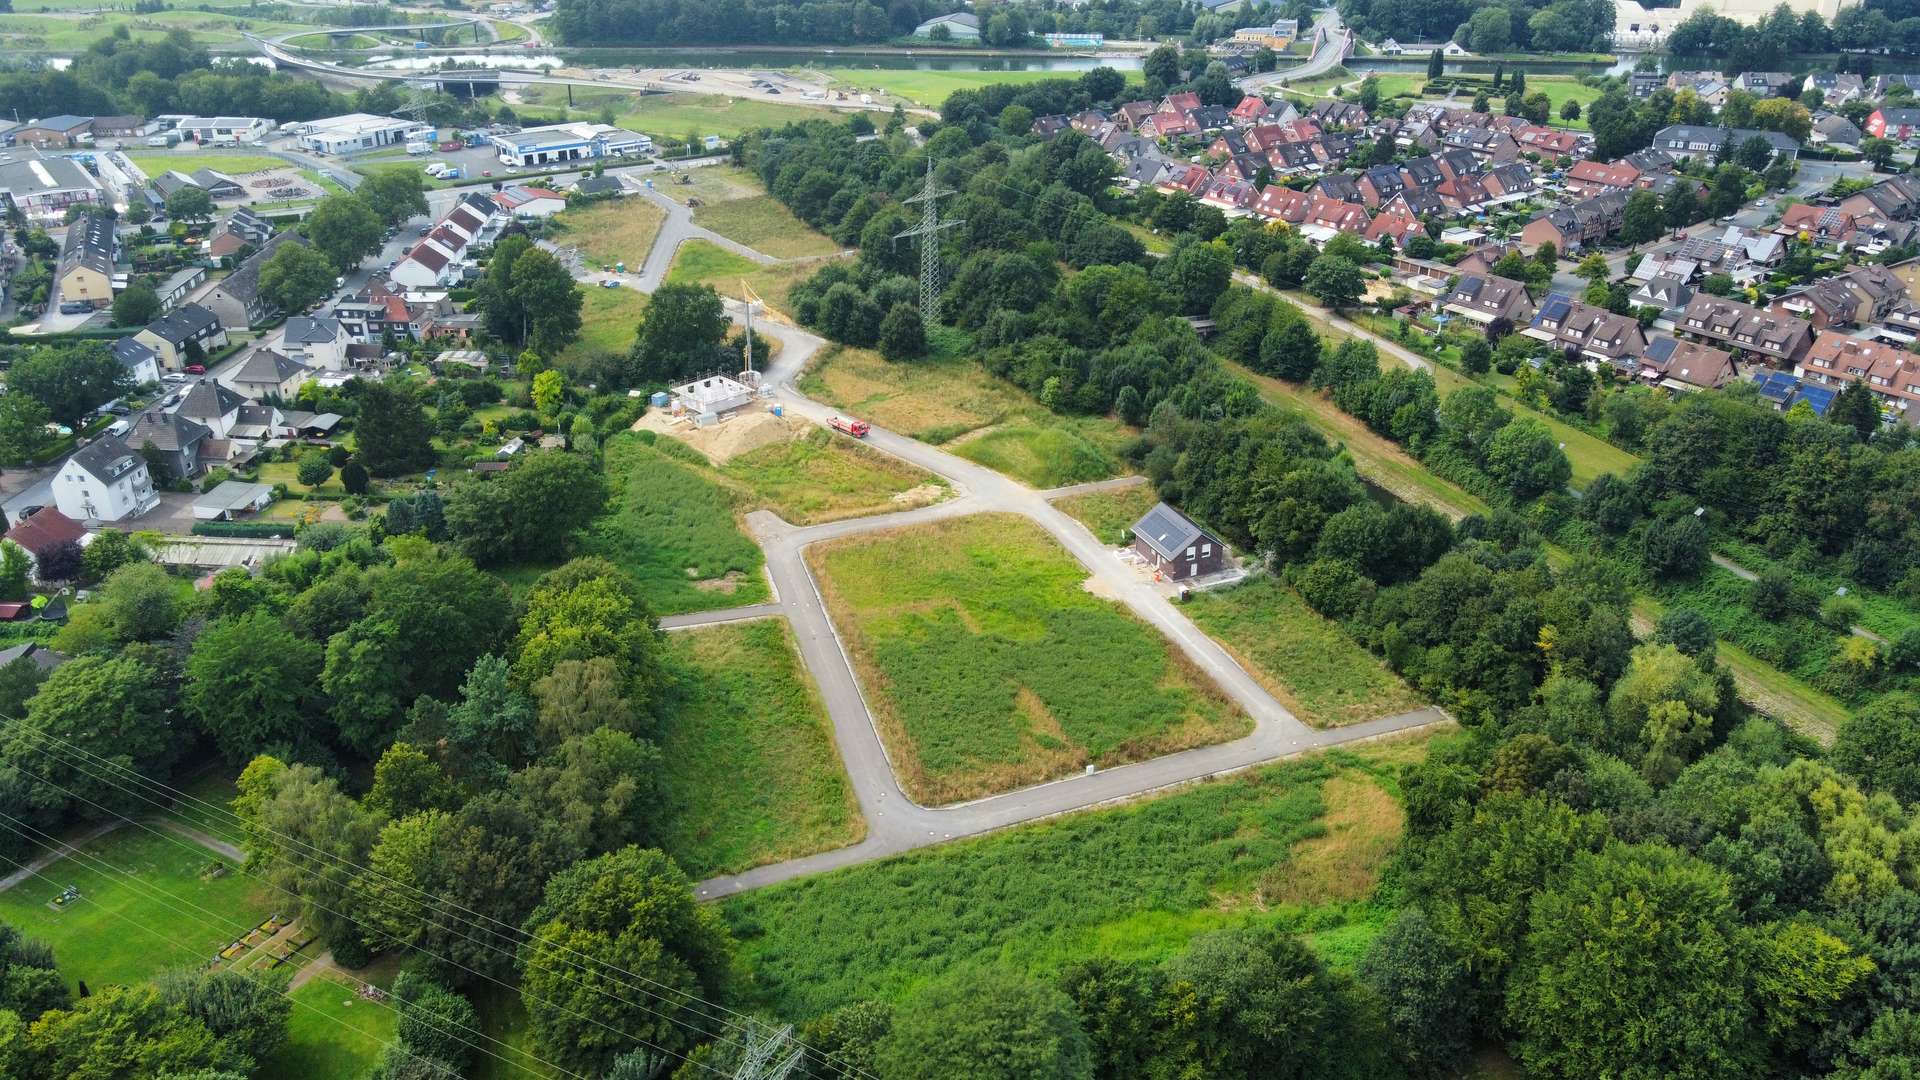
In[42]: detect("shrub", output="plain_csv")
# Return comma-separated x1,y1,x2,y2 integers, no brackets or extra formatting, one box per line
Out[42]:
1819,593,1864,631
191,521,295,539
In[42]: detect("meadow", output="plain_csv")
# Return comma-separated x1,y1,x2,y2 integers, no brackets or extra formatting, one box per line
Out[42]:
577,433,770,614
1053,482,1160,545
808,513,1250,804
723,731,1434,1017
655,620,862,878
695,196,841,259
807,66,1074,109
797,343,1133,487
0,824,272,991
515,87,869,141
549,197,667,271
1186,577,1427,728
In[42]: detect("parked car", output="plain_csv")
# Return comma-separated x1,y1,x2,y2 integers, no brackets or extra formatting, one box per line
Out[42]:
184,364,206,375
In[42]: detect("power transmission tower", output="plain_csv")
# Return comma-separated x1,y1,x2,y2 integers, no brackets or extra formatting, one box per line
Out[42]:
894,157,962,324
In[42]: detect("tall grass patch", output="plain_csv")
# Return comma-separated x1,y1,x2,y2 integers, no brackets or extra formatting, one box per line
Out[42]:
723,734,1430,1017
1186,577,1427,728
655,620,863,877
1053,483,1160,544
579,433,769,614
808,513,1249,804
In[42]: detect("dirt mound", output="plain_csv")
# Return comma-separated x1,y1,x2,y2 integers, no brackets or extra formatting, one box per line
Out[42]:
632,406,807,464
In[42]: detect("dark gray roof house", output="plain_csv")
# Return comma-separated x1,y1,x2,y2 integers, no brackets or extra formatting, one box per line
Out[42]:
142,302,221,348
202,231,304,329
125,411,212,480
1131,502,1228,580
0,643,68,672
571,174,626,197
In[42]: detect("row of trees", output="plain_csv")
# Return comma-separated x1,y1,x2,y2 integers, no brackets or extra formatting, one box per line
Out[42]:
550,0,1230,46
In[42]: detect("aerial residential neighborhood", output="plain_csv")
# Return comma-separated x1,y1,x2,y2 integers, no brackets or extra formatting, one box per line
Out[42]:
1,0,1919,1076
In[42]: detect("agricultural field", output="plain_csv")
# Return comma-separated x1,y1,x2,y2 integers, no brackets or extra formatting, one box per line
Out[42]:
125,151,286,177
655,620,862,878
265,974,402,1080
1053,482,1159,545
808,513,1250,804
1186,577,1427,728
665,238,760,286
516,87,866,141
557,282,646,369
0,824,273,991
808,66,1075,108
549,197,667,272
797,342,1133,487
0,9,311,48
723,730,1435,1017
576,433,770,614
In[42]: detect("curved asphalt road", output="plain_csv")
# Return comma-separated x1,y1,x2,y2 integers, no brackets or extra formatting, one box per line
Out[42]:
1237,8,1354,92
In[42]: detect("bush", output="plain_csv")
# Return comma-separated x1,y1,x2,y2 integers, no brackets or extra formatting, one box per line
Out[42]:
297,452,334,488
1819,593,1864,631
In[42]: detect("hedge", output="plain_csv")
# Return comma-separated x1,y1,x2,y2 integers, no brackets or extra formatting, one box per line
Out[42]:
190,521,296,539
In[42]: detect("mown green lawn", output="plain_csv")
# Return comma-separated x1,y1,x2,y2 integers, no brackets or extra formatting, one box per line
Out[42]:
810,66,1078,108
724,733,1431,1018
655,620,862,878
665,238,761,286
125,151,285,177
0,825,273,991
810,513,1249,804
1187,577,1427,728
263,975,399,1080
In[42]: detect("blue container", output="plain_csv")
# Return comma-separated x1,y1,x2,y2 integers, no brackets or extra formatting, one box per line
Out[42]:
771,404,783,417
649,391,669,408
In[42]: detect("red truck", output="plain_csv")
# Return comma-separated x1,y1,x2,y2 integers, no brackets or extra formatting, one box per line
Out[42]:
828,415,870,438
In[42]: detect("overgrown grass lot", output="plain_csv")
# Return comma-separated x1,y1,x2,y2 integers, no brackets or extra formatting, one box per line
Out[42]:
695,196,841,259
1186,577,1427,728
558,283,647,370
549,197,667,271
808,513,1250,804
125,151,285,176
1052,482,1160,544
576,433,769,614
717,426,945,525
655,620,863,877
798,343,1133,487
0,825,272,990
723,732,1434,1018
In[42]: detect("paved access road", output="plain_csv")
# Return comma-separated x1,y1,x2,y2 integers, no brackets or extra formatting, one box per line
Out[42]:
1237,8,1353,92
576,202,1447,901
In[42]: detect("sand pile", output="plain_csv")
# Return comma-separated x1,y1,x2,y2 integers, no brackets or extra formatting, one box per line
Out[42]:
631,406,807,464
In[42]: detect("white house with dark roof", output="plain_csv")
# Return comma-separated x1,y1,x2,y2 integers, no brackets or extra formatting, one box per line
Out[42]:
52,434,158,523
111,337,161,386
201,232,304,329
124,410,213,481
281,316,349,371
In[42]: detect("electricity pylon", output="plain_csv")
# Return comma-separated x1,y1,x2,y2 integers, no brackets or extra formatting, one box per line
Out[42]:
893,156,962,324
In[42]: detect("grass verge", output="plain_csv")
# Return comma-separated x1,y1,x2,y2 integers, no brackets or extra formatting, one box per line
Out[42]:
656,620,863,878
722,729,1435,1017
808,512,1250,804
1053,483,1159,544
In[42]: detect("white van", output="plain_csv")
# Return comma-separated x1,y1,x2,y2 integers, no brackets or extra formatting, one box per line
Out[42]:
406,140,432,155
106,419,131,438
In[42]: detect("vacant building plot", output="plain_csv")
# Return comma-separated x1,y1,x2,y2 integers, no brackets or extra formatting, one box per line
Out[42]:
0,825,272,991
582,433,770,614
665,238,759,287
1054,483,1160,544
809,513,1249,804
549,197,667,271
723,730,1434,1018
1186,578,1426,728
656,620,863,877
634,411,948,524
557,281,647,371
798,344,1132,487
